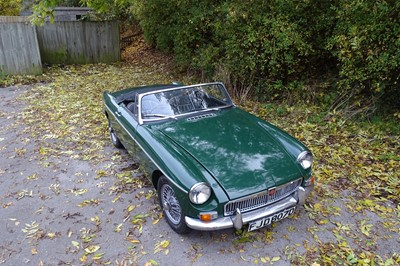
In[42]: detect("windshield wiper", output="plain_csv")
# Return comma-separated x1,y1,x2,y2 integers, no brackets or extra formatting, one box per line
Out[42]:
142,114,177,120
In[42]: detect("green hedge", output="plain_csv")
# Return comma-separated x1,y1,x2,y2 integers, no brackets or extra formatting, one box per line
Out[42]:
328,0,400,107
37,0,400,110
133,0,399,108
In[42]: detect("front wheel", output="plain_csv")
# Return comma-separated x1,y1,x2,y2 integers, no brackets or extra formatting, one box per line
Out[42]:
158,176,190,234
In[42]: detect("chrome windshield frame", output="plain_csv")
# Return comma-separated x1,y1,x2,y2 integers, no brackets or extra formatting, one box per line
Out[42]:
137,82,234,125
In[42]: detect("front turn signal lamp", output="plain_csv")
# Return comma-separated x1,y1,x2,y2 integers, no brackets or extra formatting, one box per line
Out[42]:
304,176,315,187
199,211,218,222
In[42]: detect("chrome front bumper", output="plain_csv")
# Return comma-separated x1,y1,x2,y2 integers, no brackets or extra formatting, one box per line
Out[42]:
185,186,312,231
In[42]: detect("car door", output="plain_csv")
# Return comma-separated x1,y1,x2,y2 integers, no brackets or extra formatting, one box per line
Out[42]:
114,101,139,153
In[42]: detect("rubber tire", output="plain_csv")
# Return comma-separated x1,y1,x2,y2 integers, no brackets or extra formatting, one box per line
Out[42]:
107,117,123,149
157,176,190,234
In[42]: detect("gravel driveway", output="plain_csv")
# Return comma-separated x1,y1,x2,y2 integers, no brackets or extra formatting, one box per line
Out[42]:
0,84,398,266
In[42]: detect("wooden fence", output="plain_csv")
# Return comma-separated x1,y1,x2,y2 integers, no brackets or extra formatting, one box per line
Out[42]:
0,20,43,75
0,17,120,75
36,21,120,64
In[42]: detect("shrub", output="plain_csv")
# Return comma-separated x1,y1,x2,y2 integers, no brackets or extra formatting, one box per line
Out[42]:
32,0,400,113
0,0,21,16
328,0,400,109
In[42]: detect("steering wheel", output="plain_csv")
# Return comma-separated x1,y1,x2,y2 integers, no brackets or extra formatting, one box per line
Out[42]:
191,89,207,109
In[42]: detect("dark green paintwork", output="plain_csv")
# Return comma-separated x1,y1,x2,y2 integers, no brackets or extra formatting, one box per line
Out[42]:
154,107,305,200
103,85,312,219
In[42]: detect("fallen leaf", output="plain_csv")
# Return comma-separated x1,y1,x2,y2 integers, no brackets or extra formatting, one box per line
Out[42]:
47,232,56,239
84,245,100,254
72,241,80,248
271,256,280,262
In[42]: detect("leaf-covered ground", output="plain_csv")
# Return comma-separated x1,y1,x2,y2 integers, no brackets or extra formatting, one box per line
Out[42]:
0,60,399,265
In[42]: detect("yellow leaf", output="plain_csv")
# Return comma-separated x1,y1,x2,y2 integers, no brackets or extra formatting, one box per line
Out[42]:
93,253,105,260
84,245,100,254
127,205,136,212
147,259,158,266
114,223,123,232
161,240,170,248
112,195,121,203
31,248,38,255
271,256,280,262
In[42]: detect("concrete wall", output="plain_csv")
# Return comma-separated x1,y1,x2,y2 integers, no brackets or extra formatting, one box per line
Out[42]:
0,21,43,75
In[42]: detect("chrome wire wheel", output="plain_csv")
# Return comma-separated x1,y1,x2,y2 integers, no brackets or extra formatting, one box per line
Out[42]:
157,176,190,234
160,183,182,225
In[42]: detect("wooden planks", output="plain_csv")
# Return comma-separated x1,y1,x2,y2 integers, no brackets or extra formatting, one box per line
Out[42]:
36,21,120,64
0,20,43,75
0,17,120,75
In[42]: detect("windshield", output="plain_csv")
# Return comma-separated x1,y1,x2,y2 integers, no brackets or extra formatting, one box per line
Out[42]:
140,83,233,122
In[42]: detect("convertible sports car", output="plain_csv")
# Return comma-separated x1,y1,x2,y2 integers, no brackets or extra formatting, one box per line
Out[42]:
103,82,314,234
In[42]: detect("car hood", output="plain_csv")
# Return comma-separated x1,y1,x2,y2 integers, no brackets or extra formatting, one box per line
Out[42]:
157,108,303,200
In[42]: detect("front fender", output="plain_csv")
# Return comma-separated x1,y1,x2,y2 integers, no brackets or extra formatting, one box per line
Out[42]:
135,124,229,218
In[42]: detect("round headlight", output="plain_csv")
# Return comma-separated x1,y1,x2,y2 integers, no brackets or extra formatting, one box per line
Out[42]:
297,151,313,169
189,183,211,204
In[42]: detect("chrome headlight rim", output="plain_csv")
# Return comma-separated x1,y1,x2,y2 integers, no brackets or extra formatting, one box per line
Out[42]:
189,182,211,205
297,151,313,169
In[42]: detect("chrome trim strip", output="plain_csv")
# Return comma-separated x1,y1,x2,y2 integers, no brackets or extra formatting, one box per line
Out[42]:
104,95,188,193
185,189,301,231
140,82,226,97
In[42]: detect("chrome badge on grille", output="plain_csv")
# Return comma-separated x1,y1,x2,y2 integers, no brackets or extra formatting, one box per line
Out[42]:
268,187,277,200
268,187,277,201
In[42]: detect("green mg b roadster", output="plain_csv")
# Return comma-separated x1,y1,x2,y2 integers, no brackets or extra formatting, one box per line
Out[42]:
103,82,314,234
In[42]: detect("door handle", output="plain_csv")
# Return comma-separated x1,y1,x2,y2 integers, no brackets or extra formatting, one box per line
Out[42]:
115,111,121,117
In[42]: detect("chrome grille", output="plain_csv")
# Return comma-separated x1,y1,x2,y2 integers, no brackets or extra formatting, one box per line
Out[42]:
224,178,302,216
